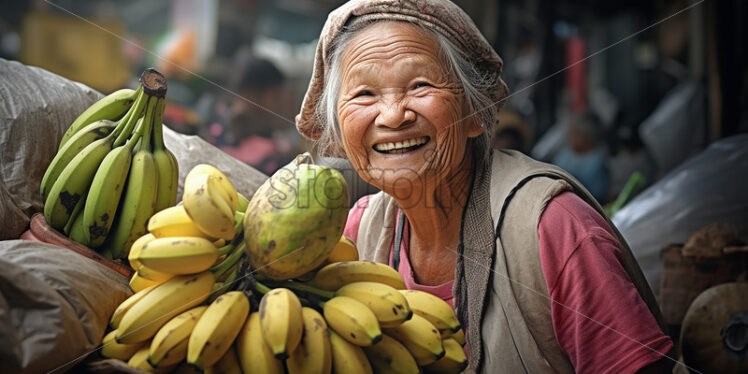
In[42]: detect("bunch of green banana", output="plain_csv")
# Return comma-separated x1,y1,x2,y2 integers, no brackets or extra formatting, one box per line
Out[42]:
41,68,180,259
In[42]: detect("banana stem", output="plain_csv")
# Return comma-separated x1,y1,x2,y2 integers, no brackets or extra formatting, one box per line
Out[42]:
211,241,246,280
152,98,167,150
233,212,245,235
207,267,240,304
222,266,239,285
139,97,157,151
112,88,147,146
253,281,272,295
217,242,235,257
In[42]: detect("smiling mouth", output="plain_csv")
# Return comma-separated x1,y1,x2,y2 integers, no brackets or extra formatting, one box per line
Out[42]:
373,136,430,154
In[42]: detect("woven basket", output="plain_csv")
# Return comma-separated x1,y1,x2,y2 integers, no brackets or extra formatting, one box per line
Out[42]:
659,244,747,327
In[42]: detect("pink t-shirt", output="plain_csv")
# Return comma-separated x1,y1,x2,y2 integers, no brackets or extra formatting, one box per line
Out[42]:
343,192,673,373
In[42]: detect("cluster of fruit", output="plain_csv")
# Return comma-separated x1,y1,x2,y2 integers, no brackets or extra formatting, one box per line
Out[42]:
249,260,470,374
105,249,467,373
101,154,468,373
41,69,178,259
127,164,247,293
101,164,249,371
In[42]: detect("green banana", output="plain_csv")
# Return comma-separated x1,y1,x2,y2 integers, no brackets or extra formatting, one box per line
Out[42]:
152,98,179,212
43,87,148,231
67,202,89,246
58,87,139,149
103,96,160,259
43,133,121,230
81,118,145,247
41,119,118,204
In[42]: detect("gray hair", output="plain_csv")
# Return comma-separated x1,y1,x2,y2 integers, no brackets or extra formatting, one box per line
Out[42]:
315,20,502,159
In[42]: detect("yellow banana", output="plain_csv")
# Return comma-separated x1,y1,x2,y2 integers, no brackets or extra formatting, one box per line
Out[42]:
326,235,359,263
128,345,176,374
312,261,405,291
41,119,117,204
130,273,161,293
59,87,139,149
236,312,285,374
103,96,160,259
398,290,460,335
189,164,238,212
116,272,214,344
336,281,412,328
136,236,219,275
148,205,213,239
152,99,179,212
258,288,304,359
149,306,208,367
422,338,468,374
129,233,157,270
110,285,156,329
204,345,242,374
100,329,145,361
384,313,445,365
183,167,236,240
362,334,419,374
323,296,382,346
328,330,373,374
287,307,332,374
137,264,174,283
187,291,250,369
451,329,465,346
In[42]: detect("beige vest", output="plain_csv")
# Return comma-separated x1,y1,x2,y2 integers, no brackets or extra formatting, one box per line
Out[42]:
356,150,664,373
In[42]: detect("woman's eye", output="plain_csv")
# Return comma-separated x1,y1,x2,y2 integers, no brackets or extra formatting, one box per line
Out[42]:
413,82,432,89
354,90,373,98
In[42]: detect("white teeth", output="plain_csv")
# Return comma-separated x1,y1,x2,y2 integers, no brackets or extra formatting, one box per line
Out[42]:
374,137,428,152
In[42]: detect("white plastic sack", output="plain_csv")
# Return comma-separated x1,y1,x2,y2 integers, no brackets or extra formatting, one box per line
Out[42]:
613,134,748,292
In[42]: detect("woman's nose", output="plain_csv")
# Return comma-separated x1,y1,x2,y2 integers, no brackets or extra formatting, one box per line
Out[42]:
375,96,415,128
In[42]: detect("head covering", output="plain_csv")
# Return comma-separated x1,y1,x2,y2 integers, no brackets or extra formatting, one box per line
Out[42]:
296,0,509,140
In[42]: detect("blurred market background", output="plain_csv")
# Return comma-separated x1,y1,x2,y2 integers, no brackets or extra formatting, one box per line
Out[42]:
1,0,745,193
1,0,748,363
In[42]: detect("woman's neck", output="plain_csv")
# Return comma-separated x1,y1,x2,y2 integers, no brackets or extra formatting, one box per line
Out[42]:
393,152,474,285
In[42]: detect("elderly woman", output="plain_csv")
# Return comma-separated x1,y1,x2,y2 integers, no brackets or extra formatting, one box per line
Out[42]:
295,1,673,373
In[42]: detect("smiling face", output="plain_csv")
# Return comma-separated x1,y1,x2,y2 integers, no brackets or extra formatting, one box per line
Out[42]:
336,21,483,198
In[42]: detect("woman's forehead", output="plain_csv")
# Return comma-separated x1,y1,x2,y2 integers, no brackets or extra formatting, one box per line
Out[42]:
340,21,443,71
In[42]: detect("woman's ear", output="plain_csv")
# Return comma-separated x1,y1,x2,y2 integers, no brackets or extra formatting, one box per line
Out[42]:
466,116,485,138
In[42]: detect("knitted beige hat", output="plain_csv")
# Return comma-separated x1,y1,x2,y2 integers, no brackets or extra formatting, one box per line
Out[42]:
296,0,509,140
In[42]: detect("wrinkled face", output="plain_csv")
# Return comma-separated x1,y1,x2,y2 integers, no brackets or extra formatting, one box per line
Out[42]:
337,21,483,197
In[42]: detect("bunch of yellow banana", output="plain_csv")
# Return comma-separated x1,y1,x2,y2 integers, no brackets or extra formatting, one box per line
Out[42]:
41,68,179,259
101,164,253,370
245,244,466,374
123,164,246,292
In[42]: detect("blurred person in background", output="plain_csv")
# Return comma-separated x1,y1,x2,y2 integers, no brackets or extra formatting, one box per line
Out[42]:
204,53,299,175
553,111,610,203
491,106,533,153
